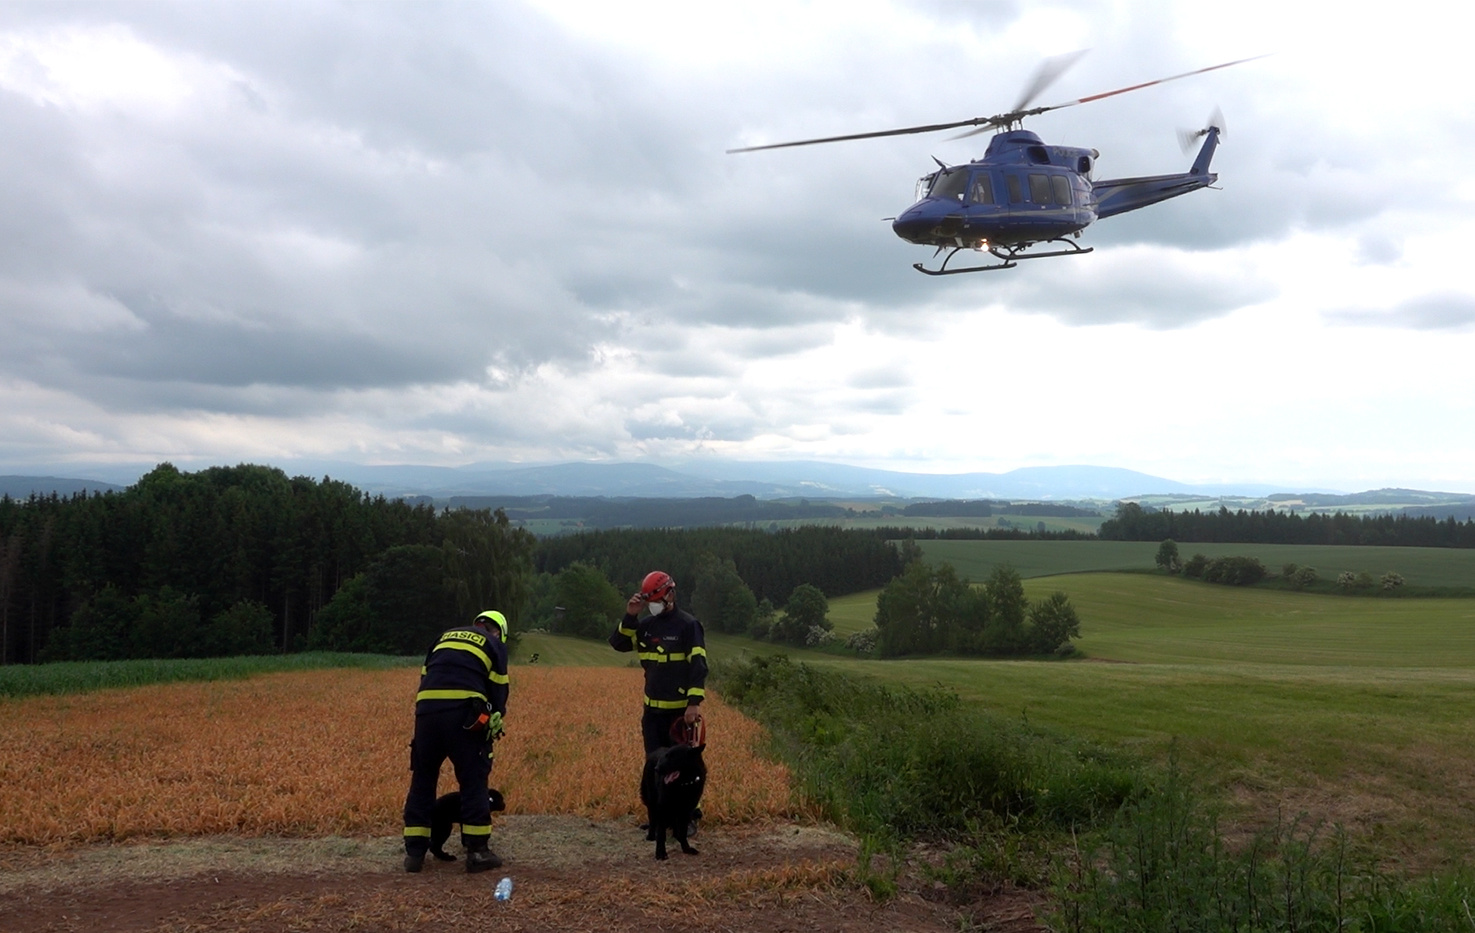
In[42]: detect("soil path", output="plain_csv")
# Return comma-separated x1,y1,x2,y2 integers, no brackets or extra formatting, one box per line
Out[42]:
0,817,1046,933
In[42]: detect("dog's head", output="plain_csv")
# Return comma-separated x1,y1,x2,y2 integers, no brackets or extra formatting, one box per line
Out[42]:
653,743,706,790
489,788,506,812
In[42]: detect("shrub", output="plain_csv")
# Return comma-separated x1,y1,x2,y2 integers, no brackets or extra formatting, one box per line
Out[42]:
771,584,830,646
1201,556,1267,586
1155,539,1181,573
845,628,878,655
1381,571,1405,591
1292,566,1318,589
1183,554,1209,578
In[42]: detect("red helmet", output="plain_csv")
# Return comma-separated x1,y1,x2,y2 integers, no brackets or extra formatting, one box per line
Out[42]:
639,570,675,602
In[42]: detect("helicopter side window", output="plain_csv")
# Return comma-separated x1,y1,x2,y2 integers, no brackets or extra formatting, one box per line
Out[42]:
1051,175,1072,206
969,174,994,205
1005,174,1023,204
928,169,970,202
1028,173,1051,204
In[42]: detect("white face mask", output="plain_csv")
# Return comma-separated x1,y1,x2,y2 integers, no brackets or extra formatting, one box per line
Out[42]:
647,600,668,616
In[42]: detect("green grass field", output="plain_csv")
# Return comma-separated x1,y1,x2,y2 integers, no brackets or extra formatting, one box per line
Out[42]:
917,538,1475,588
764,514,1106,534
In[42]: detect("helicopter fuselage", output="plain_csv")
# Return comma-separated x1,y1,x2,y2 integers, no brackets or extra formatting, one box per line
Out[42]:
891,127,1220,252
892,131,1097,248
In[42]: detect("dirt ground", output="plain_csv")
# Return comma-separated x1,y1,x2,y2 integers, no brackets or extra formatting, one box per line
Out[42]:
0,816,1048,933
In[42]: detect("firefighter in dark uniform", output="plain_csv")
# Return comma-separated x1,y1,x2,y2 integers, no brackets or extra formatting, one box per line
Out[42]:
403,610,509,874
609,570,707,754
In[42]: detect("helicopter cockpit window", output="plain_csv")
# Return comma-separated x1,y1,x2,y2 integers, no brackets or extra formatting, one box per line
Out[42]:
914,173,937,203
928,169,970,202
969,174,994,205
1051,175,1072,206
1028,173,1051,204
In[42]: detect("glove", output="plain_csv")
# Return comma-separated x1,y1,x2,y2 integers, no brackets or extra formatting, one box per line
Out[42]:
487,711,505,741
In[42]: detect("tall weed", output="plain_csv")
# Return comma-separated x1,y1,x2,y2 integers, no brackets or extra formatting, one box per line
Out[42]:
1051,759,1475,932
715,655,1139,841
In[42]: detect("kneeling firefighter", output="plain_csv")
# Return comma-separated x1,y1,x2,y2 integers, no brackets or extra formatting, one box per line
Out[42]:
402,610,509,873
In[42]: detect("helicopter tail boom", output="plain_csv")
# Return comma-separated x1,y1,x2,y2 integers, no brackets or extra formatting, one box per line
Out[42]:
1091,126,1220,219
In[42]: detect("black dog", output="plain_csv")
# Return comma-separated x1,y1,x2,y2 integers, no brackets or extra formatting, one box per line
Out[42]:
429,788,506,861
640,743,706,860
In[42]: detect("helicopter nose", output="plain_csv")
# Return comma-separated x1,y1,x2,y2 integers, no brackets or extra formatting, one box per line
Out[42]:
892,203,962,244
892,204,940,244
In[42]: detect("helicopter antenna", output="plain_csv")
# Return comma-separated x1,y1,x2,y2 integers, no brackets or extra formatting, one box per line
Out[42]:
727,53,1269,154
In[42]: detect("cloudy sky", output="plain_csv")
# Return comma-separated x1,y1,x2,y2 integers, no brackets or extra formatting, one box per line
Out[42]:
2,1,1472,493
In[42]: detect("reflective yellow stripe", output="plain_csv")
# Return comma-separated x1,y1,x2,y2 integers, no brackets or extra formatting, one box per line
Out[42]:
689,646,707,657
618,625,635,637
637,652,688,663
644,697,688,710
435,640,491,672
489,671,509,685
403,826,431,838
462,824,491,836
417,689,487,703
687,687,705,698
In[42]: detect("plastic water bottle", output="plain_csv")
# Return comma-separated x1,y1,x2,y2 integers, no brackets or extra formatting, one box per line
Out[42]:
494,877,513,902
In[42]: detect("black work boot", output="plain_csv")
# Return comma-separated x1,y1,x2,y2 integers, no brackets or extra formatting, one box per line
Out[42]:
466,848,502,873
404,851,425,873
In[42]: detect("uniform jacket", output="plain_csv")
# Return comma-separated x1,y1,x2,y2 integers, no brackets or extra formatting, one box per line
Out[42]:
415,623,509,717
609,608,708,710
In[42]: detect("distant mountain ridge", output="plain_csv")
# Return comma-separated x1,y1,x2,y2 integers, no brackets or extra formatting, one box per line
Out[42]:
0,475,124,499
0,459,1350,502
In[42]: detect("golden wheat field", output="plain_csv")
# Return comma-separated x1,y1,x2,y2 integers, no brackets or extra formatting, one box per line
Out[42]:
0,666,795,848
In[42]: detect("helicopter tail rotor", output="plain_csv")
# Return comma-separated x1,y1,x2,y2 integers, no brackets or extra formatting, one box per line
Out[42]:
1178,106,1226,154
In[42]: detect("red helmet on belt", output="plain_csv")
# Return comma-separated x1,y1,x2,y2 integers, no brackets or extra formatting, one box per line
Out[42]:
639,570,675,602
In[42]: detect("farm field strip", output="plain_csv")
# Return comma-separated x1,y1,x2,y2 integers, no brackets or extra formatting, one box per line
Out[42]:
0,666,794,848
917,538,1475,587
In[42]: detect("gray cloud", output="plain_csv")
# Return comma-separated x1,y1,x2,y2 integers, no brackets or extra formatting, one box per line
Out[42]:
999,255,1279,328
1326,293,1475,331
2,1,1471,489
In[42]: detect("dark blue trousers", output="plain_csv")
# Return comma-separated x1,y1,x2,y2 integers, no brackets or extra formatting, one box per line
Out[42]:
403,706,492,855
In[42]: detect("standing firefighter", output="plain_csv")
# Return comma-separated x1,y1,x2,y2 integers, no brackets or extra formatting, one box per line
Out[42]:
403,610,509,874
610,571,708,754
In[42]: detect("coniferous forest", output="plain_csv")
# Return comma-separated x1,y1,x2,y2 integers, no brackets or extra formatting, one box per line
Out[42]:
0,464,534,664
0,464,904,665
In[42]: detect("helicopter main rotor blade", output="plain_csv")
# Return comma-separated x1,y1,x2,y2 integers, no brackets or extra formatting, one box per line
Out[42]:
949,53,1268,141
1035,55,1268,118
726,116,1003,153
1010,49,1090,113
729,53,1269,153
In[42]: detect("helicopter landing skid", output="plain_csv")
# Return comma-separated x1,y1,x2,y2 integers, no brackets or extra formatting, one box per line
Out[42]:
913,238,1094,276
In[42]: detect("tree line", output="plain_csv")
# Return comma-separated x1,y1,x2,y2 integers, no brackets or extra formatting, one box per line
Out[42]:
0,467,907,664
1100,502,1475,548
534,526,902,608
0,464,534,664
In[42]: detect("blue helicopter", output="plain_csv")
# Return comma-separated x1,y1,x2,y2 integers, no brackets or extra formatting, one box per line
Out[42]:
729,53,1263,275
